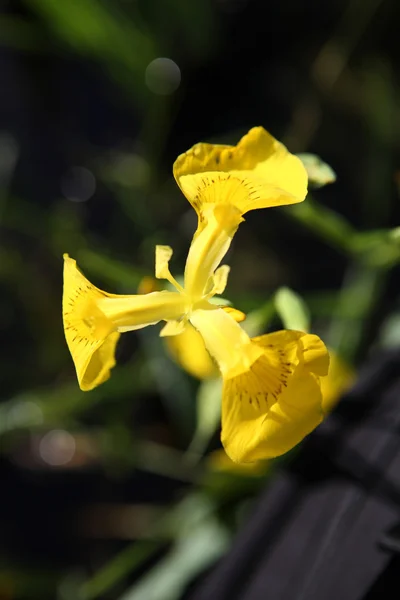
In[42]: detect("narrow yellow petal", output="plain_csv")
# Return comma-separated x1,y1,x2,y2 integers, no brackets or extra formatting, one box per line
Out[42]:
62,254,119,391
97,291,188,331
221,330,329,463
206,264,230,296
154,245,183,292
155,245,173,279
184,204,242,299
165,322,218,380
173,126,307,229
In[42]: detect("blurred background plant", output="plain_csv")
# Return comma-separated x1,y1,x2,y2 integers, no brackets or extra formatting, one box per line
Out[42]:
1,0,400,598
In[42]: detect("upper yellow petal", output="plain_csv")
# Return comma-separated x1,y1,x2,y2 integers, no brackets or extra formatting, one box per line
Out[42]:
221,330,329,463
173,126,308,231
62,254,120,391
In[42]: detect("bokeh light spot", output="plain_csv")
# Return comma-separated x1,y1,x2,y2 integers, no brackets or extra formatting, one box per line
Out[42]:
39,429,76,466
61,166,96,202
145,58,181,95
6,399,43,430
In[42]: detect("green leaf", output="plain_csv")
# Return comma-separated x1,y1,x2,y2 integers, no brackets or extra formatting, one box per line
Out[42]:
297,153,336,188
274,287,310,332
186,378,222,460
120,495,229,600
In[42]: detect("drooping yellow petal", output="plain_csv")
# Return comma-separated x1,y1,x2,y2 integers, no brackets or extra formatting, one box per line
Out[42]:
189,306,264,378
166,305,247,380
173,126,308,231
62,254,120,391
221,330,329,463
63,255,189,390
166,322,218,380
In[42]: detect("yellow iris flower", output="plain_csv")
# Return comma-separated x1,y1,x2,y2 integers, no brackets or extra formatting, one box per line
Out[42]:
62,126,329,463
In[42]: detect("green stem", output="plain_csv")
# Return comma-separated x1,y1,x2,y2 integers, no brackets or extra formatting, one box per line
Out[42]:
284,196,357,255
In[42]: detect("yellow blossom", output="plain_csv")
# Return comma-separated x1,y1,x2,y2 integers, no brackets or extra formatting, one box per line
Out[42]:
173,126,307,233
62,126,329,462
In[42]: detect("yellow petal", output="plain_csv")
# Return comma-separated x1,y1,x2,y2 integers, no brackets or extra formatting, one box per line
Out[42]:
62,254,119,391
155,245,183,292
63,255,188,390
222,306,246,323
165,322,218,380
155,245,173,279
159,319,186,337
183,204,242,299
189,307,263,377
221,330,329,463
79,332,120,391
173,126,307,230
97,291,188,331
206,264,230,296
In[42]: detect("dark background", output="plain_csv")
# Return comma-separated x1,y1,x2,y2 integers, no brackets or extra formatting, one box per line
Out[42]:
1,0,400,598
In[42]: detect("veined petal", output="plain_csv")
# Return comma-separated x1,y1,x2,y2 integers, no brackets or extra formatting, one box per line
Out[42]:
184,204,243,299
189,306,263,378
63,255,188,390
221,330,329,463
173,126,307,230
62,254,120,391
